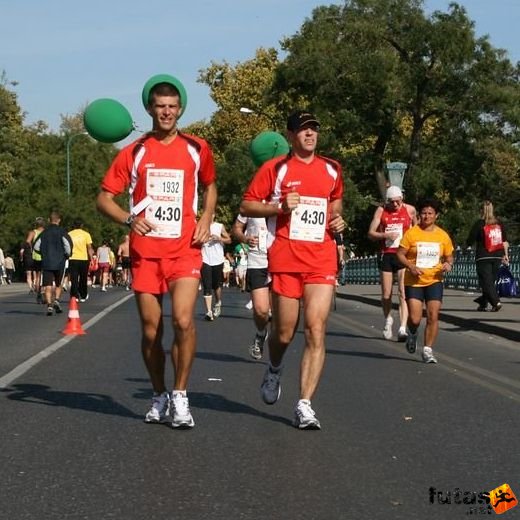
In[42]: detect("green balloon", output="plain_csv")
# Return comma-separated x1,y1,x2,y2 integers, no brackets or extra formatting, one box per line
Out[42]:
141,74,188,118
250,131,290,167
83,98,134,143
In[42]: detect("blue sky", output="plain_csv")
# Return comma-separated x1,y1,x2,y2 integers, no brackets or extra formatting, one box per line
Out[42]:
1,0,518,137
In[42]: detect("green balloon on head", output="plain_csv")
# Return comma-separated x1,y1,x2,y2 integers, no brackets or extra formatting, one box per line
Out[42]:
83,98,134,143
250,131,290,167
141,74,188,118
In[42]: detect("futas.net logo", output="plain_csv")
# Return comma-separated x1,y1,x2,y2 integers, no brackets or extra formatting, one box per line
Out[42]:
429,484,518,515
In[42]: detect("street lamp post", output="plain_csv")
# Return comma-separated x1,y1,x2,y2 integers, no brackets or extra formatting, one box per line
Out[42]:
385,161,408,190
239,106,277,129
66,132,88,197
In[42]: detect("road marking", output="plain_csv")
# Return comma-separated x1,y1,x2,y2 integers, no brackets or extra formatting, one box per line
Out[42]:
0,294,134,389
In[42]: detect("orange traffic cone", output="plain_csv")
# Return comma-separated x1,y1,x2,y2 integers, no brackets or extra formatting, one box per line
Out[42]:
62,297,86,335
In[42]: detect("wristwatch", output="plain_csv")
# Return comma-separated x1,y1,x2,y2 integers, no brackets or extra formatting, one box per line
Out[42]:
124,214,135,227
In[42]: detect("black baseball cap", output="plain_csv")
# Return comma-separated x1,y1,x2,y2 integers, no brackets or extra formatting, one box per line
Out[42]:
286,110,320,132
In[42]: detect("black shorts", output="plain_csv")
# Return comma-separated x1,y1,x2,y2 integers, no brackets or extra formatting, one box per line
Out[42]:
246,268,270,292
201,263,223,295
42,269,64,287
23,257,34,272
379,252,405,273
33,260,42,272
121,257,132,269
405,282,444,302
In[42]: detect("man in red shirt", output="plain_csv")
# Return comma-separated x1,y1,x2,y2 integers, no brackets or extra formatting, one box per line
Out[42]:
97,80,217,429
240,111,345,430
368,186,417,341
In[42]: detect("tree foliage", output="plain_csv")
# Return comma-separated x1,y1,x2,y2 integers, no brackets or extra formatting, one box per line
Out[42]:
1,0,519,265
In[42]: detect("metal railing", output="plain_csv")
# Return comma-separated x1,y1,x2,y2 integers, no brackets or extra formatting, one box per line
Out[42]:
342,245,520,291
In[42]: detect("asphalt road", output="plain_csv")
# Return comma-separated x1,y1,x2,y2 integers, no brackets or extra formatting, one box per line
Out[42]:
1,286,519,519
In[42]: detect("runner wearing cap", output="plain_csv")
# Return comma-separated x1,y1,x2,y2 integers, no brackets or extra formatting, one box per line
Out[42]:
240,110,345,430
97,78,217,429
368,185,417,341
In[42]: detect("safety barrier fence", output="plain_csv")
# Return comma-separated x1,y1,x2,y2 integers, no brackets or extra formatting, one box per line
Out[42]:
342,245,520,292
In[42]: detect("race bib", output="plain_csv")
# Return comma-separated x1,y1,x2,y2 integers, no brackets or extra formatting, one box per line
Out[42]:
289,196,327,243
416,242,440,268
145,169,184,238
384,223,403,249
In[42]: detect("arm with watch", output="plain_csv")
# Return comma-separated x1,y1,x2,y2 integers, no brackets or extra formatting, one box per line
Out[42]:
96,190,156,236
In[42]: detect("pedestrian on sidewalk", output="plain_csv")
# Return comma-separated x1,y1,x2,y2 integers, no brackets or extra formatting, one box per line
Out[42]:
240,110,345,429
368,186,417,341
466,200,509,312
4,254,15,284
96,76,217,429
396,198,454,364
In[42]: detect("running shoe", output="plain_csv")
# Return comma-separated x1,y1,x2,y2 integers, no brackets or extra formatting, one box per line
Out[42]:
249,332,267,361
144,392,170,423
260,366,282,405
213,302,222,318
53,300,63,314
101,287,107,292
382,316,393,340
491,302,502,312
79,294,89,303
397,327,408,342
36,293,43,304
205,310,214,321
422,346,438,364
171,393,195,428
293,400,321,430
46,305,54,316
405,330,418,354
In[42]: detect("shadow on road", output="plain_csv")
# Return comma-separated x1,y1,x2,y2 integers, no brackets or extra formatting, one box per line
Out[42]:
189,391,293,426
326,348,421,363
128,383,292,426
3,383,141,419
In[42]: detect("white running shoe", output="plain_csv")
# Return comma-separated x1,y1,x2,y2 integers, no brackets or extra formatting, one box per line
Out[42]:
245,300,253,310
293,400,321,430
205,310,214,321
261,366,281,405
213,302,222,318
382,316,393,340
422,346,438,364
144,392,170,423
249,332,267,361
171,393,195,428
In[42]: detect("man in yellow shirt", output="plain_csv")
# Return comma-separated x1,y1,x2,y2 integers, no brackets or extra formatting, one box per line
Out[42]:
68,219,94,302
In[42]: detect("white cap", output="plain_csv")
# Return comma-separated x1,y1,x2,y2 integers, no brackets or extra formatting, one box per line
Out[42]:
385,186,403,200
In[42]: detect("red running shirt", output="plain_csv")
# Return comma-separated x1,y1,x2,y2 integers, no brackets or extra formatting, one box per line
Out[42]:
379,205,413,253
101,133,216,259
243,154,343,273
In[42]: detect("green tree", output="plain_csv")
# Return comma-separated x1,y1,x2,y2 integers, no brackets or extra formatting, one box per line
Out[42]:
273,0,520,247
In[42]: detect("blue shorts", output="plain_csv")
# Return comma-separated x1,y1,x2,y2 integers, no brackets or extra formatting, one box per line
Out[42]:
405,282,444,302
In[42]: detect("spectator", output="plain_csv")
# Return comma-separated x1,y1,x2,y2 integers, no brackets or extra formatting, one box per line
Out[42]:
466,200,509,312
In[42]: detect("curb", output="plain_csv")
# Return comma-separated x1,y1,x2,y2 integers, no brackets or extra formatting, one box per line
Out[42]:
336,292,520,343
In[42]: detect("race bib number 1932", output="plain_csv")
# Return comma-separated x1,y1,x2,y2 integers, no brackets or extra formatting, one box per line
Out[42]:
145,168,184,238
